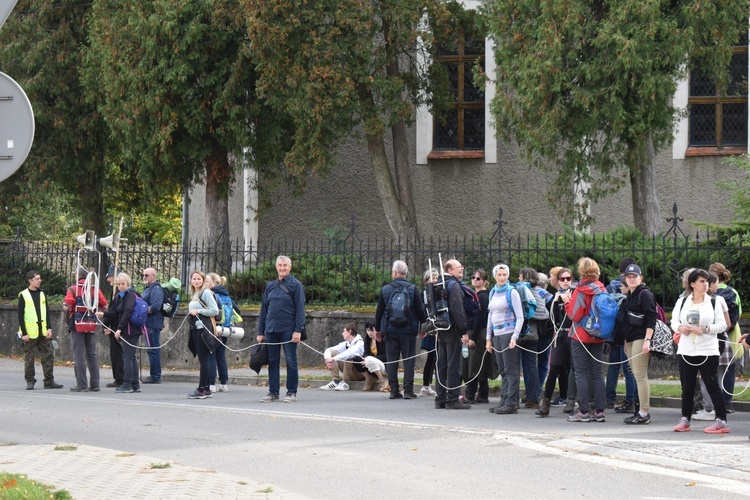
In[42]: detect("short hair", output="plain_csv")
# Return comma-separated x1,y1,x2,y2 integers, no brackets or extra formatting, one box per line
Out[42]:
26,270,39,282
422,268,438,284
548,266,562,279
276,255,292,266
519,267,539,286
116,272,132,287
618,257,637,274
492,263,509,277
687,268,710,287
392,260,408,276
344,322,358,336
577,257,600,280
537,272,549,287
364,320,377,331
708,262,731,283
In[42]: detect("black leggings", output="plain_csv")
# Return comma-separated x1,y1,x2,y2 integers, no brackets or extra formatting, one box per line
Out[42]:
544,363,569,401
423,350,436,386
679,355,726,420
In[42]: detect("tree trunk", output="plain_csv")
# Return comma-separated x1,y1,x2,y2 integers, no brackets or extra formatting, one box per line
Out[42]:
79,164,105,235
365,132,418,246
204,143,232,274
629,134,662,236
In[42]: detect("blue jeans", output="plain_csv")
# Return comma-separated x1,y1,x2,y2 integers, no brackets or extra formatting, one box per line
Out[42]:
121,334,141,391
145,327,162,381
265,331,298,396
208,337,229,386
518,339,539,403
536,333,553,399
606,345,636,404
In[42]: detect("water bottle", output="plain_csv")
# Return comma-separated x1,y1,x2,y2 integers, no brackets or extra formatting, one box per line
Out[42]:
462,344,469,358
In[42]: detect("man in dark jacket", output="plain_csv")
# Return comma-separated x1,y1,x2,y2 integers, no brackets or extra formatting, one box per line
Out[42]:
141,267,165,384
375,260,427,400
434,259,471,409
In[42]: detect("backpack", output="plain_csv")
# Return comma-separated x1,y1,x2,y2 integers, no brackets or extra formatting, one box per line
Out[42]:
387,282,413,329
160,277,182,318
68,284,97,333
130,293,149,327
214,291,236,327
447,280,481,322
576,284,620,342
714,285,740,330
507,282,537,335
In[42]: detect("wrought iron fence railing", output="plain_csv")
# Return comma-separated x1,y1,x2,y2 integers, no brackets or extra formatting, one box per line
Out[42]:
1,206,747,309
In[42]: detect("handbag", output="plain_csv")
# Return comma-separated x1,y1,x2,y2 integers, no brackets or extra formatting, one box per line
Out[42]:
627,311,645,327
249,342,269,374
649,319,674,356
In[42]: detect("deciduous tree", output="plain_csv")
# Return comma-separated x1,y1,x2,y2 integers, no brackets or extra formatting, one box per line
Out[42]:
483,0,748,234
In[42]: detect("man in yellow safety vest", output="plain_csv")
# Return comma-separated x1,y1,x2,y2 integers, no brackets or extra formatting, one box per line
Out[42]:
18,270,63,390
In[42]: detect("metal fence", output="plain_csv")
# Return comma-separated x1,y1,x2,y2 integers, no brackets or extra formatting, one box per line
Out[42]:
1,205,748,308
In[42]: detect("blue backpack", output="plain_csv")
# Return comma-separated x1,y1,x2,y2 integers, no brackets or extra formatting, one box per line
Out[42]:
215,291,235,328
488,283,537,335
130,293,149,328
576,284,619,341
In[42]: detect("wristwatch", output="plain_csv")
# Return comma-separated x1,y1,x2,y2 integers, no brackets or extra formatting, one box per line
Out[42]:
703,325,709,334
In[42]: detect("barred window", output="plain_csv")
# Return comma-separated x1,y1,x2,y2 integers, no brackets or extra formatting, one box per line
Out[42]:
431,32,485,152
688,44,748,151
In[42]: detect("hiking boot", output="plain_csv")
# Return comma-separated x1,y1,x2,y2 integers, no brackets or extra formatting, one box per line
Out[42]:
673,417,691,432
493,405,518,415
389,391,404,400
403,391,418,400
524,400,540,409
44,382,63,389
260,393,279,403
535,397,550,417
614,401,634,413
320,380,338,391
624,413,651,425
446,400,471,410
567,411,591,422
704,419,730,434
563,400,576,414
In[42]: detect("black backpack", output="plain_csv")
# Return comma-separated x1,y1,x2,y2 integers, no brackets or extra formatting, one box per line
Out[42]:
387,283,413,328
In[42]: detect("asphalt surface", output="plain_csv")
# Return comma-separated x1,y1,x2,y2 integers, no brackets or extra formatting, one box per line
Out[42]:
1,357,750,499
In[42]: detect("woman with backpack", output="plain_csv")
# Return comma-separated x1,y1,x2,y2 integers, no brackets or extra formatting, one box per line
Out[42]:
517,267,549,409
561,257,607,423
95,272,141,394
618,264,657,425
536,267,573,417
485,263,524,415
708,262,742,414
186,270,220,400
671,268,729,433
206,273,241,394
461,268,491,404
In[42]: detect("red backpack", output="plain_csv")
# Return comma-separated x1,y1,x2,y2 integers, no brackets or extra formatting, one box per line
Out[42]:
69,283,98,333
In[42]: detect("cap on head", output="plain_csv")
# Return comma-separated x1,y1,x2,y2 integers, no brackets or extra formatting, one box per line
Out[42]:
624,264,642,276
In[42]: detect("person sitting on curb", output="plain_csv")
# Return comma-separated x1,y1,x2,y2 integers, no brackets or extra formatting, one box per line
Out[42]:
320,323,366,391
361,320,389,392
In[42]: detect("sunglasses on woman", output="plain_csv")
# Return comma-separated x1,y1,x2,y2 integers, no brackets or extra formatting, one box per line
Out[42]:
559,276,572,282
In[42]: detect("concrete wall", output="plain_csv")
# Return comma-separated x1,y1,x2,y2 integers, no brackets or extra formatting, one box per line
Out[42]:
185,123,742,244
0,306,396,370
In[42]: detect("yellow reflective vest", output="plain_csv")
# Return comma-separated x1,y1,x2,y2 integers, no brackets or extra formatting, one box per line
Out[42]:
19,288,47,339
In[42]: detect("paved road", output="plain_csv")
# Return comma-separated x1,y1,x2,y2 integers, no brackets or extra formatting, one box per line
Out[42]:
1,358,749,499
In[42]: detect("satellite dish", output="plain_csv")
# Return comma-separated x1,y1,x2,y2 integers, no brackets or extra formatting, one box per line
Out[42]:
0,71,34,183
0,1,18,31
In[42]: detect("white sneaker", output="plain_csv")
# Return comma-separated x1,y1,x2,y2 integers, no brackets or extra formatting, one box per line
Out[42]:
218,384,229,393
209,385,217,393
420,386,436,396
320,380,338,390
334,381,350,391
692,409,716,421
